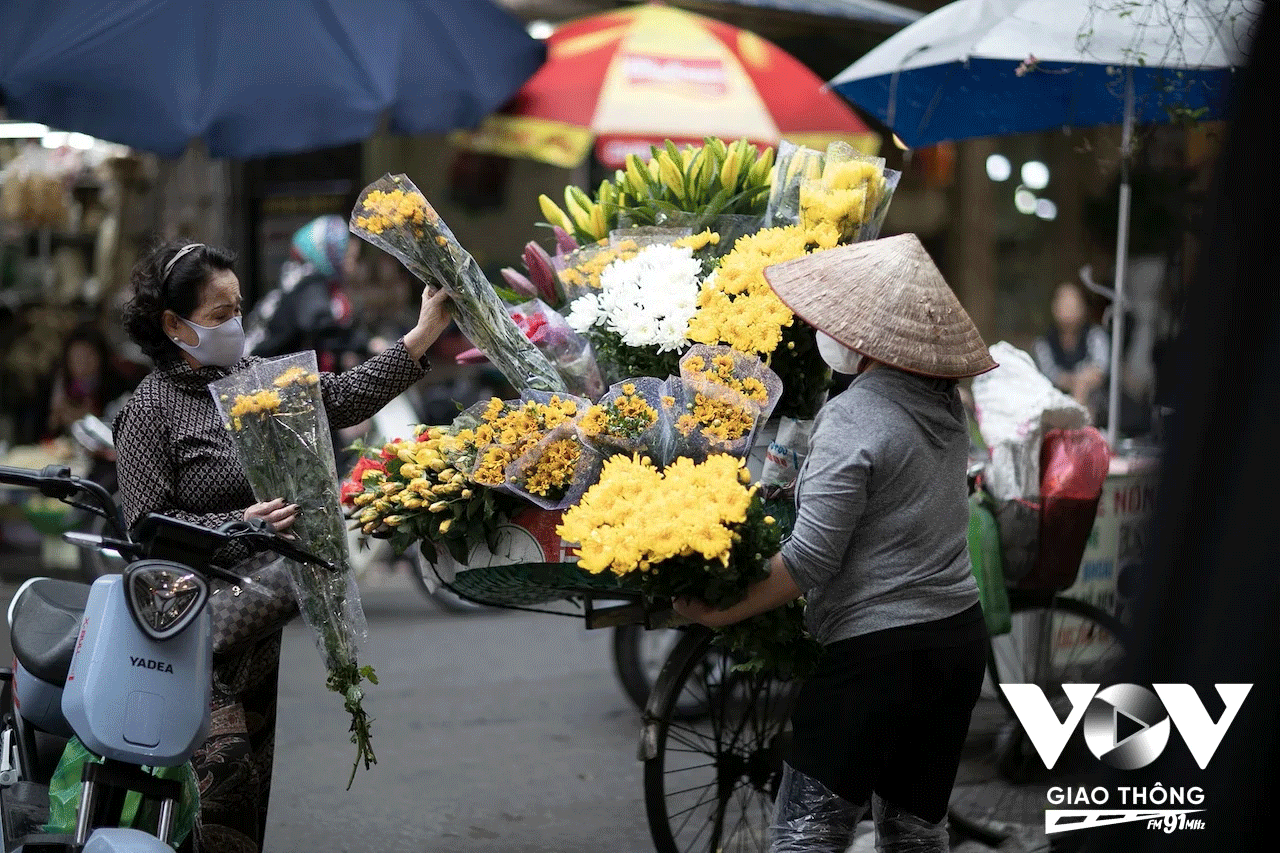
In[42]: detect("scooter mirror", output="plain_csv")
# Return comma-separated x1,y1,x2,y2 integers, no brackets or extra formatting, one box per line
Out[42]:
123,561,210,641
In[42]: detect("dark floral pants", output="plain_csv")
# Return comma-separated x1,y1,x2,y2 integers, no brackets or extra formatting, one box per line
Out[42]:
191,631,283,853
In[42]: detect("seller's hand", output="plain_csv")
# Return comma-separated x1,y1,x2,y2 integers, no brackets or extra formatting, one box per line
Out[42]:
672,597,733,629
244,498,299,533
403,285,453,360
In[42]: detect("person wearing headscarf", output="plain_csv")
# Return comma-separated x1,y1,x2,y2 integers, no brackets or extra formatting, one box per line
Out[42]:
674,234,997,853
244,214,363,372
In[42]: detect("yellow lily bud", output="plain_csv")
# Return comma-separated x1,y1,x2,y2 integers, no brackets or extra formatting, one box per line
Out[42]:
428,500,449,513
438,518,452,534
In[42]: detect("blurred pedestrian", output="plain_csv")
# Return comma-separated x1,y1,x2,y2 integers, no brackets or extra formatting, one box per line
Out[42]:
674,235,995,853
244,214,365,373
1033,279,1109,419
44,324,129,439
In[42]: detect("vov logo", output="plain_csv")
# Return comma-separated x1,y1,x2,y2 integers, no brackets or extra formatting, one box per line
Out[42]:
1002,684,1252,770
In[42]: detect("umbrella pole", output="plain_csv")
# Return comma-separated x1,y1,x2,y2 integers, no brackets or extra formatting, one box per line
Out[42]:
1107,68,1135,450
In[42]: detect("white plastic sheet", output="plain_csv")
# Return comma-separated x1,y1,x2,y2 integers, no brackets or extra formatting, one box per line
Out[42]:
971,341,1089,501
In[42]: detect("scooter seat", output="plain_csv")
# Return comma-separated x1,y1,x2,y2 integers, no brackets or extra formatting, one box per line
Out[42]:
9,578,90,686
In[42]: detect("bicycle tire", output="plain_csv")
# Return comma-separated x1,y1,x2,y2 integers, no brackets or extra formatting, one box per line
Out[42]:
613,625,708,719
642,628,798,853
405,548,490,614
948,594,1130,847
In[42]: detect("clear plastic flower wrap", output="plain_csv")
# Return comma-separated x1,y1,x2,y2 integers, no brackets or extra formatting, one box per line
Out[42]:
503,421,603,511
663,374,762,461
577,377,673,463
764,140,825,228
454,390,590,497
510,299,605,400
858,167,902,242
349,173,564,393
208,351,375,785
794,143,883,245
552,237,642,302
679,344,784,426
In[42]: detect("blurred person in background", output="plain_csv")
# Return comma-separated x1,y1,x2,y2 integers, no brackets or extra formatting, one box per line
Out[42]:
244,214,365,372
1033,279,1110,420
43,324,130,439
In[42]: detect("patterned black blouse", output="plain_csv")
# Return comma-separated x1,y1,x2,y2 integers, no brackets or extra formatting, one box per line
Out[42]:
114,340,429,564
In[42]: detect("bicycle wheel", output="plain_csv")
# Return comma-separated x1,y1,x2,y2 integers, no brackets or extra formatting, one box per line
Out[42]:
643,628,799,853
613,625,707,718
949,593,1130,847
406,548,490,613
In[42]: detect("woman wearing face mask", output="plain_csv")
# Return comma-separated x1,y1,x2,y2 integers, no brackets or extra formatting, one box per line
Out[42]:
674,234,996,853
113,240,450,853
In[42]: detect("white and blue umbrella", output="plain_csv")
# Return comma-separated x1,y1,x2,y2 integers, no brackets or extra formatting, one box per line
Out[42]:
830,0,1258,445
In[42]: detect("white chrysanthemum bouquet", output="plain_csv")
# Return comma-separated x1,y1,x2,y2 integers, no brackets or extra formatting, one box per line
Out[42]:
564,242,707,383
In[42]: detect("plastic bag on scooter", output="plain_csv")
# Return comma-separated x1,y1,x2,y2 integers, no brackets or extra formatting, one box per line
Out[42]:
42,736,198,847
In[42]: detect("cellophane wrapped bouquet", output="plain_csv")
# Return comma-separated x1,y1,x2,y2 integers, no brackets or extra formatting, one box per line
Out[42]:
350,173,566,393
556,453,819,675
210,352,375,786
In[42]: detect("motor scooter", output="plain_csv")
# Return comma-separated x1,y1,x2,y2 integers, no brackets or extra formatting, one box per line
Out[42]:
0,463,333,852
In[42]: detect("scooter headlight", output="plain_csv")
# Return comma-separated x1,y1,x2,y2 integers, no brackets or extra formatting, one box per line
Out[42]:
123,560,208,641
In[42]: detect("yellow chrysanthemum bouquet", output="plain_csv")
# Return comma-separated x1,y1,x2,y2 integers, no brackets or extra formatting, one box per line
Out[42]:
350,174,565,393
577,377,672,461
455,392,601,510
212,353,376,784
556,453,817,674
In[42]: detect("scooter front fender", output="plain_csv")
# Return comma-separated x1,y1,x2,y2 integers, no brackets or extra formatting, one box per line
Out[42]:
83,826,177,852
61,575,211,767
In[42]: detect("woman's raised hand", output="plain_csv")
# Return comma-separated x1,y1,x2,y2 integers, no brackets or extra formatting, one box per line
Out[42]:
403,285,452,360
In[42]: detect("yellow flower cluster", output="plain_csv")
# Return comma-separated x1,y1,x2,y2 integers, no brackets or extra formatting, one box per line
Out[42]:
673,230,720,252
682,354,768,403
557,239,639,290
520,437,582,497
227,389,282,431
557,454,755,575
466,395,581,484
799,158,886,243
580,383,658,439
687,225,837,355
473,445,513,486
271,366,320,388
353,188,434,237
675,393,755,443
349,426,474,534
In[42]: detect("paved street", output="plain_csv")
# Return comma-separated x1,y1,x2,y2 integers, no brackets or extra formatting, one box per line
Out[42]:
1,555,1009,853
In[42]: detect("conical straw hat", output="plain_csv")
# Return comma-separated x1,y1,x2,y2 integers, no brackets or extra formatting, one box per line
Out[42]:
763,233,997,378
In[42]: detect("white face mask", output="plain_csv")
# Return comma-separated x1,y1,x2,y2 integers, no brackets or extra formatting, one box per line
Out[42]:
816,331,862,374
176,315,245,368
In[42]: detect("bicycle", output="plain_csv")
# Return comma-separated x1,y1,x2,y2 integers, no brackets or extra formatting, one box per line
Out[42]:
637,590,1127,853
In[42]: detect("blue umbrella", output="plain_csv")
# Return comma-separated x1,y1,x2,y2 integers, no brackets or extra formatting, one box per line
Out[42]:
0,0,545,158
828,0,1258,445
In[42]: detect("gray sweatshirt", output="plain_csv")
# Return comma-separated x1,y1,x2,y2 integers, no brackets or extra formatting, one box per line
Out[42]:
779,366,979,645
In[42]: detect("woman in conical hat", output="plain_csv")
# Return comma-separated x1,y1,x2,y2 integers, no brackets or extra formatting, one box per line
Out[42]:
675,233,995,852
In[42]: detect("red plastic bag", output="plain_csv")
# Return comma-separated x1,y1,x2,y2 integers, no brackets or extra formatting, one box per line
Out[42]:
1017,427,1110,591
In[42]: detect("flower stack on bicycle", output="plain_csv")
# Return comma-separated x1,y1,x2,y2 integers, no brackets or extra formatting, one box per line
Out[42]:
340,138,903,679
